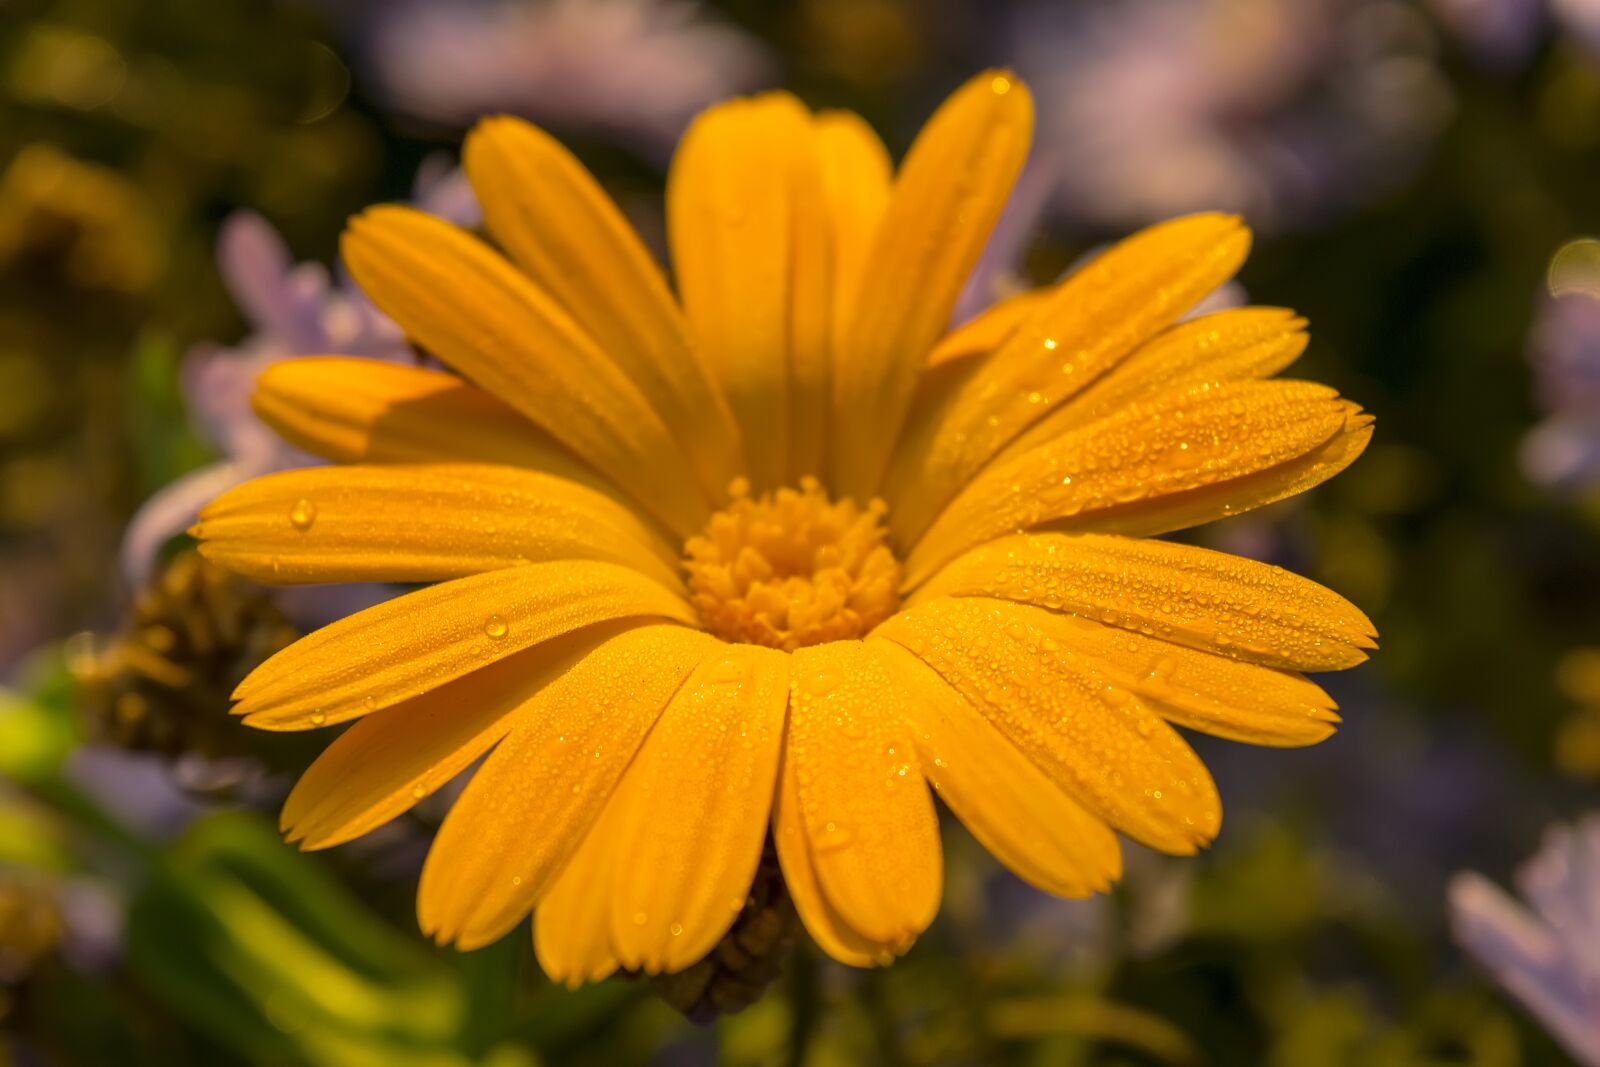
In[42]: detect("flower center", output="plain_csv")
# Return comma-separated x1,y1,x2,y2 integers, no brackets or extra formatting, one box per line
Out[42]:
683,477,902,652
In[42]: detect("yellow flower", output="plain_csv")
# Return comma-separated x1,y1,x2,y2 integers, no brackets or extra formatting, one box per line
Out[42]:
193,70,1376,984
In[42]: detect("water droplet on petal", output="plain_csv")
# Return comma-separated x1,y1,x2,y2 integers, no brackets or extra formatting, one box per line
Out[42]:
805,671,839,696
484,614,508,639
288,498,317,531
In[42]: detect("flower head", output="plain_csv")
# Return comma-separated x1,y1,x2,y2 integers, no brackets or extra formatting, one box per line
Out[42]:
194,72,1376,986
1450,814,1600,1066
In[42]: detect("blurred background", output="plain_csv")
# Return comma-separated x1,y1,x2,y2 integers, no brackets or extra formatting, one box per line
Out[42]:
2,0,1600,1063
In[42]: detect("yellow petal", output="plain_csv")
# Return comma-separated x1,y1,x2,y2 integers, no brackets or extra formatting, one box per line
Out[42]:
194,463,681,590
873,639,1121,898
876,597,1222,853
783,641,942,947
925,288,1053,368
231,560,695,730
279,626,618,850
1066,411,1373,542
417,624,716,950
891,594,1340,748
608,645,790,973
253,358,612,497
1004,307,1308,459
815,110,891,343
1026,610,1342,748
786,113,834,485
464,116,741,504
343,206,708,536
906,379,1364,585
888,214,1251,543
912,532,1376,671
669,93,811,490
833,71,1033,500
534,786,629,989
772,725,903,967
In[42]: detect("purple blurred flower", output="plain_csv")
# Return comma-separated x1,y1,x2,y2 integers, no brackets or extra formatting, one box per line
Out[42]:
1522,292,1600,490
359,0,775,160
980,846,1192,976
63,747,203,839
1008,0,1452,232
1429,0,1600,67
1450,814,1600,1066
118,164,478,591
1428,0,1545,69
1556,0,1600,53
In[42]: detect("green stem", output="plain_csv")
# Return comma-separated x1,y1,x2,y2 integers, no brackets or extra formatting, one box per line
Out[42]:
861,966,907,1067
784,943,820,1067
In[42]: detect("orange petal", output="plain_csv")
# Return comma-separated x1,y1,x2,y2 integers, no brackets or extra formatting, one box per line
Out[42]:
464,116,741,504
231,560,695,730
669,93,812,490
252,358,613,497
343,206,708,536
1004,307,1308,459
832,71,1032,500
534,785,629,989
1056,410,1375,543
816,110,892,340
926,288,1054,368
279,626,620,850
417,624,717,950
876,597,1222,853
888,214,1252,543
782,641,942,948
194,463,681,590
773,721,904,967
912,532,1375,671
607,646,790,973
890,593,1341,748
906,379,1365,585
874,639,1121,898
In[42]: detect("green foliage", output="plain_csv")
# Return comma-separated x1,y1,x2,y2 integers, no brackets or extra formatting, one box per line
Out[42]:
126,813,472,1067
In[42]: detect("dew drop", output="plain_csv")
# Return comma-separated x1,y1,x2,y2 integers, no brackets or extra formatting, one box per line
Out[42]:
411,783,428,799
484,614,508,639
669,923,684,937
288,498,317,531
310,711,326,725
805,671,839,696
708,655,747,684
815,821,855,853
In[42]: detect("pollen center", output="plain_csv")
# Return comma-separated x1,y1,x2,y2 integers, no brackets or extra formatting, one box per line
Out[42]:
683,477,902,652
